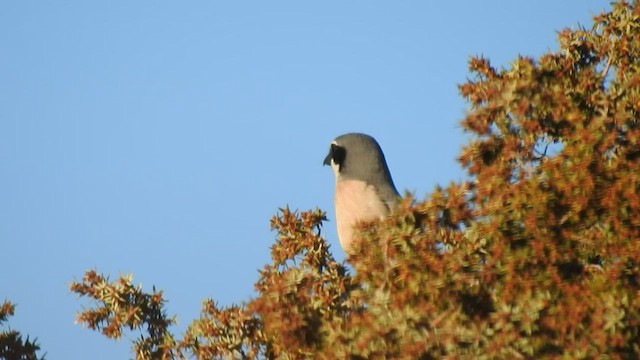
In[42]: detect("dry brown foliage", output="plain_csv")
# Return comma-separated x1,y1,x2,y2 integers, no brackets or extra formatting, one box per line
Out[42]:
63,1,640,358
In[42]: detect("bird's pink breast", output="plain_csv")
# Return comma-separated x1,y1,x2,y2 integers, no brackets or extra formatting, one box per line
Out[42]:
334,179,389,254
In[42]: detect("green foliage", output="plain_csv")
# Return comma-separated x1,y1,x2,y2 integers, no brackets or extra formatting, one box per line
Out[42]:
67,1,640,358
0,301,44,360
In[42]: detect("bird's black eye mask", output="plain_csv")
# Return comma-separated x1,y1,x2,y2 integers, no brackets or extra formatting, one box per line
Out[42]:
323,143,346,170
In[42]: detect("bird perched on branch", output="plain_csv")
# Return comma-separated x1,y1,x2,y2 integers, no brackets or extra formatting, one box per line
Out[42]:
323,133,400,254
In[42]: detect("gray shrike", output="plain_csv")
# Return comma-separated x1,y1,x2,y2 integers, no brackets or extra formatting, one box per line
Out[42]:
323,133,400,254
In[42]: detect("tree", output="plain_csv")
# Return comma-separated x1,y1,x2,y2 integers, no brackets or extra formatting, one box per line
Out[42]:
0,301,45,360
67,1,640,358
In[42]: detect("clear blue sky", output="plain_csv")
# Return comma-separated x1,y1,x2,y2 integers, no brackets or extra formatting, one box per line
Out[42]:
1,1,607,359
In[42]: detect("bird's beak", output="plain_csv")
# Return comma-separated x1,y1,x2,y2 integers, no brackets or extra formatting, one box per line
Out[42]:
323,152,332,166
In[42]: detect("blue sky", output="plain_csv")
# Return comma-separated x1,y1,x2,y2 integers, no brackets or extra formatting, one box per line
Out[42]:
1,1,607,359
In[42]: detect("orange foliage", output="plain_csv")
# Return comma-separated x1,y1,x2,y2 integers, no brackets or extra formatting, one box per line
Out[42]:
68,1,640,358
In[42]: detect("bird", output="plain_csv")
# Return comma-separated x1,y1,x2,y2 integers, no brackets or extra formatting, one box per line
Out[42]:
323,133,400,254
